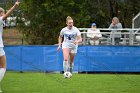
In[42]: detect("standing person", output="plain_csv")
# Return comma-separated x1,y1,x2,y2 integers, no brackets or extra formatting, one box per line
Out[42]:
57,16,82,74
87,23,102,45
109,17,122,45
0,1,20,92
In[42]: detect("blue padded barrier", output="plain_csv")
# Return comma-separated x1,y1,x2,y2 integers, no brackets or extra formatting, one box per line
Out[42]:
4,45,140,72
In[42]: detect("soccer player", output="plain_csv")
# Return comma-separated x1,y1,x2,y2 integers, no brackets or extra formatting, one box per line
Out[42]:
0,1,20,92
57,16,82,74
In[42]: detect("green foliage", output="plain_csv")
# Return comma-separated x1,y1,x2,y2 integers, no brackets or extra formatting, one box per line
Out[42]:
17,0,85,45
16,0,140,45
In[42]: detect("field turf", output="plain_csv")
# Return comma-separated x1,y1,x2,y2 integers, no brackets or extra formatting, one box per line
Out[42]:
1,72,140,93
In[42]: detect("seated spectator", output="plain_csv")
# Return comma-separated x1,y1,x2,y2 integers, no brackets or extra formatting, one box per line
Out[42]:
109,17,122,45
87,23,102,45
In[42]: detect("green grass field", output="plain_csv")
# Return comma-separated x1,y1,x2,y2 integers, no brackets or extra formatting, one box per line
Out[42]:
1,72,140,93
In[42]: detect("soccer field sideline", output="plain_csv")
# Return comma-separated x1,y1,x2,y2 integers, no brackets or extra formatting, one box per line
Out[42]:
1,72,140,93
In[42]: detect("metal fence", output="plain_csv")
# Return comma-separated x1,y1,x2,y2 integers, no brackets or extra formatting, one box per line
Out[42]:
132,12,140,29
3,28,140,46
79,28,140,46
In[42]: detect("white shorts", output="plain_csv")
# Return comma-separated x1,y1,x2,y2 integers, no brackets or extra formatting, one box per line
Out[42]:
0,48,5,56
62,42,78,53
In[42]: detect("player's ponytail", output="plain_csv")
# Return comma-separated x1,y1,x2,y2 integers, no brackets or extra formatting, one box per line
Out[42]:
66,16,73,23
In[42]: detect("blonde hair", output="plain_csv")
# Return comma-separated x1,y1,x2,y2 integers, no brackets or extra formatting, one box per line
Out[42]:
0,7,4,13
66,16,73,22
112,17,119,23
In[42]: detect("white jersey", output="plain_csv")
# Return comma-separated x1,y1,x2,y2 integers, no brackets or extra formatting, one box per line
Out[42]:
60,26,81,43
60,26,81,51
0,17,4,47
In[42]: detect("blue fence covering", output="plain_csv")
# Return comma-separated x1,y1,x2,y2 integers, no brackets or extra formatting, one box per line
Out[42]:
4,45,140,72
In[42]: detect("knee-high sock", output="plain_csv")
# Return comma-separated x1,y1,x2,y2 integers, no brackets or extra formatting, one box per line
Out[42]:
70,63,74,73
0,68,6,82
63,61,69,72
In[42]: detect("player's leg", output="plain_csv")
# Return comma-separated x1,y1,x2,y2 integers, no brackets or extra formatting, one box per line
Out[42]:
62,48,70,72
69,45,78,73
0,55,6,93
69,53,75,73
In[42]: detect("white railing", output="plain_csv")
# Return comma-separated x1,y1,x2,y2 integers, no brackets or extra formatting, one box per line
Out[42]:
132,12,140,28
79,28,140,46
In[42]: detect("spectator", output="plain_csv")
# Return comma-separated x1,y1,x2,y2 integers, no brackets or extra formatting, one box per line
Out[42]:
87,23,102,45
109,17,122,45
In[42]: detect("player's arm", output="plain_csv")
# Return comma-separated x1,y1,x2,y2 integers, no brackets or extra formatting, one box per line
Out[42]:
2,1,20,20
57,35,62,51
58,35,62,47
74,35,82,45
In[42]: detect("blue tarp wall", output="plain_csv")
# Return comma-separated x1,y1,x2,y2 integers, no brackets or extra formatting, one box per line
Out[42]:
4,45,140,72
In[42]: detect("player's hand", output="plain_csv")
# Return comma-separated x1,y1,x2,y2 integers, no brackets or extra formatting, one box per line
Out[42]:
57,46,61,52
15,1,20,7
74,41,79,45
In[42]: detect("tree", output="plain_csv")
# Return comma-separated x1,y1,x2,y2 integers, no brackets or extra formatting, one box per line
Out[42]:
17,0,140,45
